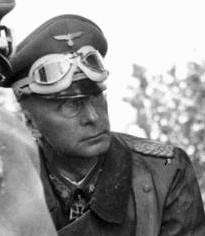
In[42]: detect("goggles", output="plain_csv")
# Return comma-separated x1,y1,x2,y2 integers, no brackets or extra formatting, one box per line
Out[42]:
13,45,109,98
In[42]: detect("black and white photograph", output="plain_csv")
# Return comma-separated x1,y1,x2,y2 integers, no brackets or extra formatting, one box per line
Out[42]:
0,0,205,235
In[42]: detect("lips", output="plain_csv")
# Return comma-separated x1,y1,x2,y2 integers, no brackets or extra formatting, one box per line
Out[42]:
81,130,108,141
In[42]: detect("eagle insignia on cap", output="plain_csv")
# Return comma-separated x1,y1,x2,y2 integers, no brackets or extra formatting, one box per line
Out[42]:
53,31,83,46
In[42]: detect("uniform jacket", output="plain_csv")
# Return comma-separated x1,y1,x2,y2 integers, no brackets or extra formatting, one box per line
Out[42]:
39,132,205,236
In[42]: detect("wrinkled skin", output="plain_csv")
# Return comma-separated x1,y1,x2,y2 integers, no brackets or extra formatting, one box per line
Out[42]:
21,93,111,159
0,108,57,236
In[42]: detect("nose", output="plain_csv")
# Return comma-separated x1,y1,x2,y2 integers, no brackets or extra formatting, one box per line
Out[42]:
80,100,99,125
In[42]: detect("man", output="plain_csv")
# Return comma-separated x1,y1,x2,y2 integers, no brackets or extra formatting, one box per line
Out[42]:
2,14,205,235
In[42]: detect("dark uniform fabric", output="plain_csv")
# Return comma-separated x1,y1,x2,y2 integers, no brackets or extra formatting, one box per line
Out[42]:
38,132,205,236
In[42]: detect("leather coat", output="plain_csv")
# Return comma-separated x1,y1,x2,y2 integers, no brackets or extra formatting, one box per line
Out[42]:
39,132,205,236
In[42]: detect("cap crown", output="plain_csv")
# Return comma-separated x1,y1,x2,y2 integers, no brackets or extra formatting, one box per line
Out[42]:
7,14,107,87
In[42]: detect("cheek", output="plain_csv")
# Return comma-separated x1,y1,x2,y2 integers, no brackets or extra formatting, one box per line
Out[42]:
95,97,110,123
36,114,75,136
34,112,80,147
98,107,110,129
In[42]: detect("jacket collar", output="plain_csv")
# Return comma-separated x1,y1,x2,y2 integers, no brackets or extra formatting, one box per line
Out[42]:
90,135,132,224
39,134,132,225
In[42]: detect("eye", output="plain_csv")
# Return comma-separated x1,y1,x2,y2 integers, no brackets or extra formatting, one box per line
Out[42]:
58,98,86,117
69,97,86,107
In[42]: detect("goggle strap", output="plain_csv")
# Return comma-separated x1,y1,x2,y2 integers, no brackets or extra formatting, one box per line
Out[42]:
13,76,30,89
97,81,107,91
72,72,88,81
12,76,32,99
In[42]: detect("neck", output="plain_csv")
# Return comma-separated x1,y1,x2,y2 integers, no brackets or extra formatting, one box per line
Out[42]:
41,137,101,182
52,152,99,182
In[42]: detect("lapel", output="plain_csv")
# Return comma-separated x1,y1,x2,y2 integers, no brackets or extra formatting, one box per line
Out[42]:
40,154,59,212
90,135,132,224
132,155,161,236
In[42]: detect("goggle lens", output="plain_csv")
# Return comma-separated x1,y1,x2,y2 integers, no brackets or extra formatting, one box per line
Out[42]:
13,46,109,97
32,60,70,84
82,53,105,72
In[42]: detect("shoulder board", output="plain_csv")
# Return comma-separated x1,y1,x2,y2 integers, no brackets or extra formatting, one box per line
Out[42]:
117,133,174,158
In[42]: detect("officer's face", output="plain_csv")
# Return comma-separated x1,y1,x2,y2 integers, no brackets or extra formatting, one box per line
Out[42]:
22,93,111,158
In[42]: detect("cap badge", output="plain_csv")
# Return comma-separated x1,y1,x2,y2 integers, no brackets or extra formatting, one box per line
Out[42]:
53,31,83,46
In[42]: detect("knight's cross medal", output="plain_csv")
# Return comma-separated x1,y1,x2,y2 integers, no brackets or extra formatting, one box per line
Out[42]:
69,193,86,221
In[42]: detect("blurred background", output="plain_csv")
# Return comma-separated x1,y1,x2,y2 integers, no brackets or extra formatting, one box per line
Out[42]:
1,0,205,205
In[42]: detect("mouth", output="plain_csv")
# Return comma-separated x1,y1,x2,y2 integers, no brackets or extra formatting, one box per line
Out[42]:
81,130,109,142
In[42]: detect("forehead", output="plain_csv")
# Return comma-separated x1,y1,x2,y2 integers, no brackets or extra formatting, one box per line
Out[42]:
22,92,105,110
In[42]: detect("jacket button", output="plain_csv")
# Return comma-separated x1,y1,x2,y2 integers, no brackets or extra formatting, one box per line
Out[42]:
89,184,95,193
143,184,152,193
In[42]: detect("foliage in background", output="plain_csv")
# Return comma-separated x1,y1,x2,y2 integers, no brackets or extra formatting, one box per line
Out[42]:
124,61,205,203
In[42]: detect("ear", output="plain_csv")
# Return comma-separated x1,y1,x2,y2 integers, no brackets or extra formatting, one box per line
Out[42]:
21,108,42,141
